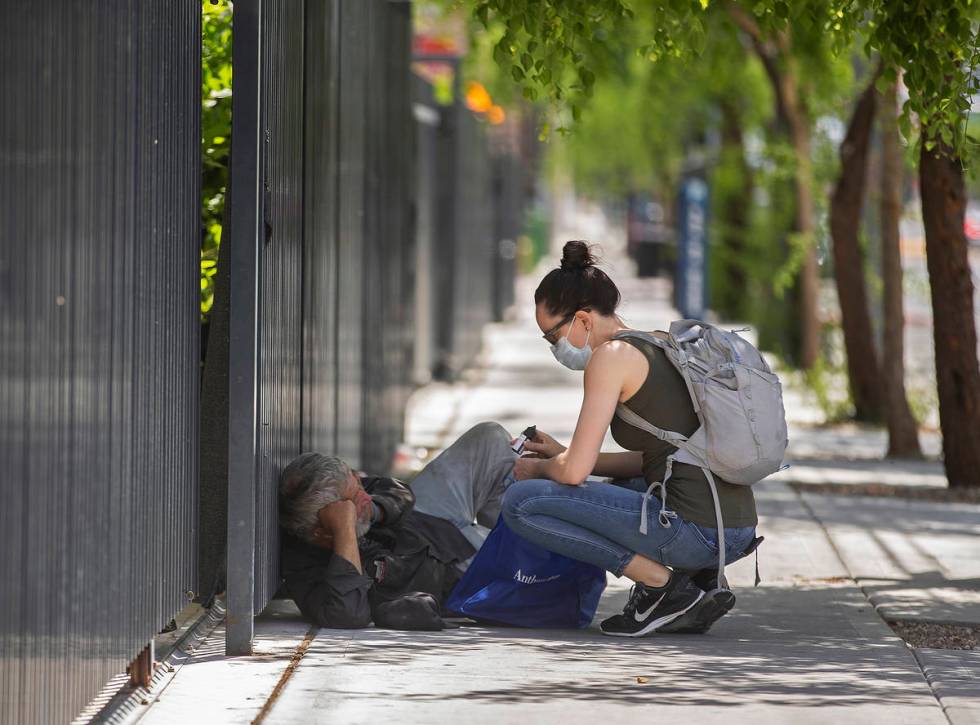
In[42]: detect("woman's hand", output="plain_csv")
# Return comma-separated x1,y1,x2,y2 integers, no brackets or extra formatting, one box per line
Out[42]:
513,455,546,481
521,430,566,459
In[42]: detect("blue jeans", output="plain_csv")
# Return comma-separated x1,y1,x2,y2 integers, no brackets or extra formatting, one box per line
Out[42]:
501,477,756,576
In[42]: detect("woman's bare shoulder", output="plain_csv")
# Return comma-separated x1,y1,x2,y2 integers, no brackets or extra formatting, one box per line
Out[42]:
591,337,650,370
595,338,643,357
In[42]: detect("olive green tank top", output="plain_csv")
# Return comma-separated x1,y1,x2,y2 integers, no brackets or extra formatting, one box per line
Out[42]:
609,335,758,528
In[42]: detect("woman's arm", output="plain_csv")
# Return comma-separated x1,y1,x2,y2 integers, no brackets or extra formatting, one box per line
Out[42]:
591,451,644,479
537,343,630,485
522,432,642,479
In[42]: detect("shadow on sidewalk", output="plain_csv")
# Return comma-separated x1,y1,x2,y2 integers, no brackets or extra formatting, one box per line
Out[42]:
290,584,933,710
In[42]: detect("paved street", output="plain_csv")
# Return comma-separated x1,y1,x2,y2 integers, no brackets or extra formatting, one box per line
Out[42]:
119,271,979,725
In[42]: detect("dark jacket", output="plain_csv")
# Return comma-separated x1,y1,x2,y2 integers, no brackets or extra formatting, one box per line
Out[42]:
280,476,476,629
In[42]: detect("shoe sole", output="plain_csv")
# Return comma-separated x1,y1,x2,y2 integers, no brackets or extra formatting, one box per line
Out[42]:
657,588,736,634
601,589,705,638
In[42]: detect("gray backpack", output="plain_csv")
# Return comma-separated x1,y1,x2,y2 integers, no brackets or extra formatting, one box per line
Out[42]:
613,321,788,589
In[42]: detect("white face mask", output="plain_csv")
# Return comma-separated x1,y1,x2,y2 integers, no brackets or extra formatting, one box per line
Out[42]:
550,320,592,370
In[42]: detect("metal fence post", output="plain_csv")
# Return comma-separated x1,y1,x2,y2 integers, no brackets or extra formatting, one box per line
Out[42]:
226,0,263,656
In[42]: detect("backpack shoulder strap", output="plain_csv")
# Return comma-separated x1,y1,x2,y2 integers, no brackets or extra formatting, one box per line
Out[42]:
614,329,702,415
614,329,731,590
611,330,694,447
611,329,671,350
613,402,687,445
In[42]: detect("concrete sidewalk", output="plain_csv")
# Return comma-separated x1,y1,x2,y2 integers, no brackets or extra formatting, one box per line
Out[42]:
259,481,947,725
800,493,980,625
118,274,978,725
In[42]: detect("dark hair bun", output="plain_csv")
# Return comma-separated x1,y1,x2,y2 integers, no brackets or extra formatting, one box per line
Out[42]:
536,240,620,317
560,240,596,272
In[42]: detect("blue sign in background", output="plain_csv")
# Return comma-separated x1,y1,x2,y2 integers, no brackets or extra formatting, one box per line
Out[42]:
676,175,709,320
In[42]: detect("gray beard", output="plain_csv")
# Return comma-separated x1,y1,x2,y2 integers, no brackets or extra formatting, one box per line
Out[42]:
355,517,371,540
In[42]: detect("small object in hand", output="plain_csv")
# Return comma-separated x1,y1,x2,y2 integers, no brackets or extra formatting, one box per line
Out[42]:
511,425,537,454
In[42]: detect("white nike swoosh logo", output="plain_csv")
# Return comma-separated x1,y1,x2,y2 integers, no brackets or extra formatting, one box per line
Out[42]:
634,592,667,621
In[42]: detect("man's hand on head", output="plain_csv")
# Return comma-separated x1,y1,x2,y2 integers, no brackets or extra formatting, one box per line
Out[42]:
312,498,364,574
316,499,357,538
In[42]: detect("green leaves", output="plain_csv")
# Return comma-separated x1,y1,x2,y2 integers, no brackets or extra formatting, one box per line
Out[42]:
463,0,977,159
461,0,641,135
200,0,232,320
874,63,897,95
492,39,510,66
476,2,490,27
862,0,980,163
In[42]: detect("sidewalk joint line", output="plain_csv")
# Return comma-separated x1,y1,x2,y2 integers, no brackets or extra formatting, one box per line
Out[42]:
910,648,958,723
251,625,319,724
792,487,954,725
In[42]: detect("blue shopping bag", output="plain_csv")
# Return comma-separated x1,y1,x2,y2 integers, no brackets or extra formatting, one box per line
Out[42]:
446,517,607,628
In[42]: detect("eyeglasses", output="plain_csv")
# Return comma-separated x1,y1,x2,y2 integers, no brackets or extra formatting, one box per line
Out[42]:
542,314,575,345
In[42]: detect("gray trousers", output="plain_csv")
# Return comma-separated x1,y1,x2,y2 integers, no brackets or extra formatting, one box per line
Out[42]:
410,422,518,552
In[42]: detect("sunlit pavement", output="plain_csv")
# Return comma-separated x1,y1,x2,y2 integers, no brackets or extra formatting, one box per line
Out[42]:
123,269,979,724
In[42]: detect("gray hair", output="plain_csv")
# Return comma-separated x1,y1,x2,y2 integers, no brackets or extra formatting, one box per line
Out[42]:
279,452,357,543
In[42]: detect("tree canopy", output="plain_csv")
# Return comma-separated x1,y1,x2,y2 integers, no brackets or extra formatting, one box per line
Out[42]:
468,0,979,161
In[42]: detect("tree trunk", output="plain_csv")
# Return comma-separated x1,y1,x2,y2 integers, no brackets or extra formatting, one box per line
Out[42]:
919,139,980,487
778,61,820,369
715,98,752,321
724,7,819,368
829,78,884,421
878,82,922,457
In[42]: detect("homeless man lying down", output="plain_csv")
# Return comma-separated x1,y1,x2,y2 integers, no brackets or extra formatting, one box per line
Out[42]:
278,422,518,630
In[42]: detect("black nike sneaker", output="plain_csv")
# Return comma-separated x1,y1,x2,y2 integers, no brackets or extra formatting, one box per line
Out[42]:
691,567,721,592
661,533,767,634
657,567,735,634
656,589,736,634
599,573,704,637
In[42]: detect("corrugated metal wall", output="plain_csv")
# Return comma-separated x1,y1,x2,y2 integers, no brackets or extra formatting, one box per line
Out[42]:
412,77,441,384
333,0,368,468
361,1,415,471
410,67,528,381
254,0,306,616
302,0,340,458
0,2,200,722
0,0,528,687
226,0,417,650
433,102,496,379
